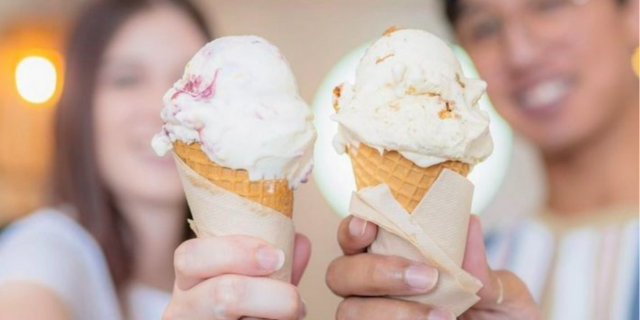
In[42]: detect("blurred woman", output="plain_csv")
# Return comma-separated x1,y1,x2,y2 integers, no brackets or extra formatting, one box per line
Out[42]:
326,0,638,319
0,1,310,319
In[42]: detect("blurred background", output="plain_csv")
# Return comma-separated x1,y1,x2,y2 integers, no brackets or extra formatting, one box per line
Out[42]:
1,0,635,318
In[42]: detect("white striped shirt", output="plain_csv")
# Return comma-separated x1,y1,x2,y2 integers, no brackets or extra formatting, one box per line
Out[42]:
485,205,639,320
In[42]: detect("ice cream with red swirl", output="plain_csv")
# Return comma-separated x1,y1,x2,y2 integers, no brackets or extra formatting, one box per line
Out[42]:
152,35,316,188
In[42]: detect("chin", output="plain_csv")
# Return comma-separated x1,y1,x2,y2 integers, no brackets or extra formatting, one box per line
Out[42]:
535,135,576,156
520,115,602,157
138,186,185,206
132,173,185,202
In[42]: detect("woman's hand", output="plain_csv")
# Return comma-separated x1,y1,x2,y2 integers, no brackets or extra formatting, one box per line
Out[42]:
163,234,311,320
326,215,542,320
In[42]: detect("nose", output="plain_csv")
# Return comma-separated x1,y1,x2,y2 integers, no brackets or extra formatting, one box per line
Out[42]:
133,81,168,133
501,23,542,73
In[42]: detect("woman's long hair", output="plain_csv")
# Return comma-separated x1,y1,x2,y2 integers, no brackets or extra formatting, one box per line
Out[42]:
50,0,212,288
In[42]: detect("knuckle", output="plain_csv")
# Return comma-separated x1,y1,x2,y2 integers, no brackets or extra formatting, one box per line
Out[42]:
398,307,429,320
363,256,408,293
378,256,407,279
325,259,341,293
163,289,204,320
393,301,431,320
336,299,358,320
227,235,262,249
382,255,410,271
162,302,184,320
173,240,195,276
281,285,302,319
161,309,177,320
363,259,389,294
209,275,246,317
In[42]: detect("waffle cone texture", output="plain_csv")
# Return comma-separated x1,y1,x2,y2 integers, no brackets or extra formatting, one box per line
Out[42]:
348,144,469,213
173,141,294,218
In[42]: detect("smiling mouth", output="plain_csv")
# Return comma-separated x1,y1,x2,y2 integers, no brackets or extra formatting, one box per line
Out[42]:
145,151,176,168
515,78,573,115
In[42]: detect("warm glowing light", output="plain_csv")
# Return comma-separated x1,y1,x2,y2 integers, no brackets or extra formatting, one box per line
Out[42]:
15,56,58,104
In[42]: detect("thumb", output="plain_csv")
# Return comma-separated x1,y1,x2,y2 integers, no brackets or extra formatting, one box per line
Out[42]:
291,233,311,286
462,216,540,316
462,215,492,288
462,215,502,307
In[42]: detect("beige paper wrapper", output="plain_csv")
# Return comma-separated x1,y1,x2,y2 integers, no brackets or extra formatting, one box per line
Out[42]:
349,169,483,316
174,155,295,282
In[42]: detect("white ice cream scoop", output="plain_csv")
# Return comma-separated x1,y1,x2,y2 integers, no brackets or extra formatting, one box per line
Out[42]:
152,35,316,188
333,28,493,168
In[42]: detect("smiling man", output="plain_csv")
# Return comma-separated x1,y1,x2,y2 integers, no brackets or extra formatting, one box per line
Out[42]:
324,0,638,319
446,0,639,318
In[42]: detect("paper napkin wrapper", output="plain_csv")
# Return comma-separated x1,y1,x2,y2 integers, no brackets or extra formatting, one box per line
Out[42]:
174,155,295,282
349,169,483,316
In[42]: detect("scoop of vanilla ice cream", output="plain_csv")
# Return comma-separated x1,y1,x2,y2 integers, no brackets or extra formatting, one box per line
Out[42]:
152,36,316,188
332,29,493,168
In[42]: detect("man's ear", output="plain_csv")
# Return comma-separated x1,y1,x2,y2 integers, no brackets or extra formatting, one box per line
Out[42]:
622,0,639,49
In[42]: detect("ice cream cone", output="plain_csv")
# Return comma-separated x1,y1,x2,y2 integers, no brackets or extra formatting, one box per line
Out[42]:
348,144,469,213
173,141,293,218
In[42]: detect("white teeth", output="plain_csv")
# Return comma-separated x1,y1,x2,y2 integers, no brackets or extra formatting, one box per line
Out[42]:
521,79,569,109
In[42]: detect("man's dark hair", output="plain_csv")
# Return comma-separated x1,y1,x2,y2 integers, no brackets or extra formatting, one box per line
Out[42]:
445,0,628,25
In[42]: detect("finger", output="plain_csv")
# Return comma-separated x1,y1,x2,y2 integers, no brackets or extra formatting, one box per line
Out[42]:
190,274,306,320
462,216,508,306
462,217,539,316
469,270,541,319
326,253,438,297
336,297,454,320
337,215,378,255
174,236,285,291
462,215,504,306
462,216,493,288
291,233,312,286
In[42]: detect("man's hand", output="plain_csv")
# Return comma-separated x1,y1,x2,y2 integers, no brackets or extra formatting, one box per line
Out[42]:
326,215,542,320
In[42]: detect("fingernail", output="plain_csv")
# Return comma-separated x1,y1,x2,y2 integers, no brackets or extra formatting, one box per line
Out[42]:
349,217,368,237
256,247,285,271
404,263,438,291
428,309,455,320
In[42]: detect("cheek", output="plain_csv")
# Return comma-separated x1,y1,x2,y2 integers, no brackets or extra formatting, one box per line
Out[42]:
94,88,138,195
485,83,529,138
93,88,184,204
472,56,520,121
557,12,635,139
473,58,541,144
94,89,133,179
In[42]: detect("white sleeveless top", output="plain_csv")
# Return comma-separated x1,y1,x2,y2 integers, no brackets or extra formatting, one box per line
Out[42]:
0,208,171,320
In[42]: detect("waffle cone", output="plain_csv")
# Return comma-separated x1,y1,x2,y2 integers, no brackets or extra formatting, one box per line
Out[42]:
348,144,469,213
173,141,293,218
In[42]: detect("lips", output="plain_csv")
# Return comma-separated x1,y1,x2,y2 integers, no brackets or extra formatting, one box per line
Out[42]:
144,149,176,168
514,77,574,116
